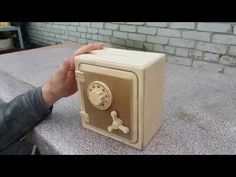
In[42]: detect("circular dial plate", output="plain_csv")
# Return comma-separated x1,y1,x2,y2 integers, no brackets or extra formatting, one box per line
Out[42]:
87,81,113,110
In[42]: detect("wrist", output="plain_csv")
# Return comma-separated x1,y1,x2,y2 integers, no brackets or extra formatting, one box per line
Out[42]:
42,83,60,107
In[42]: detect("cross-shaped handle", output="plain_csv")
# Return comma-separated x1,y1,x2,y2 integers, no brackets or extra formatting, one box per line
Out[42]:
107,111,129,134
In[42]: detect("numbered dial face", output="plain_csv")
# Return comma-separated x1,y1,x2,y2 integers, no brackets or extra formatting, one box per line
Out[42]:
87,81,113,110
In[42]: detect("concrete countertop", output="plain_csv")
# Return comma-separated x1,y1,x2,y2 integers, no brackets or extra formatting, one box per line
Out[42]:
0,43,236,154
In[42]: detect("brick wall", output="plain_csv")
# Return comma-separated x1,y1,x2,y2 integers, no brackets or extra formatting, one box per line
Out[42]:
27,22,236,75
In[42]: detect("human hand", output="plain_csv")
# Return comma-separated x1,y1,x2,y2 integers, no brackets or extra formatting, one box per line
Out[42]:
42,42,104,107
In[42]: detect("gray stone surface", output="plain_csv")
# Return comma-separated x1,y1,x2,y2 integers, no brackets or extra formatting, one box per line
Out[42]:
0,43,236,154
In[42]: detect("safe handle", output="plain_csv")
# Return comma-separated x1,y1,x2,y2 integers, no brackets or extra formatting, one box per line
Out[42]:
107,111,129,134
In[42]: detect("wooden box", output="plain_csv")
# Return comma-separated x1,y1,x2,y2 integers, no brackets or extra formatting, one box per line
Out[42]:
74,47,165,150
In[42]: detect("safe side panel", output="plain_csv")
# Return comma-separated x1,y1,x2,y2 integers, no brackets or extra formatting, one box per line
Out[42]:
143,58,165,147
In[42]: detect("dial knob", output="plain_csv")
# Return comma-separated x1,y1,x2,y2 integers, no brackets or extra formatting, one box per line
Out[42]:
89,89,105,106
87,81,112,110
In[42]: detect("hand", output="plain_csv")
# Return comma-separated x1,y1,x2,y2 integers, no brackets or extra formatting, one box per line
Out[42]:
42,43,104,107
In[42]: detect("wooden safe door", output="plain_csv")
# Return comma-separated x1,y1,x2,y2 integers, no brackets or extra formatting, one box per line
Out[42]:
77,64,138,143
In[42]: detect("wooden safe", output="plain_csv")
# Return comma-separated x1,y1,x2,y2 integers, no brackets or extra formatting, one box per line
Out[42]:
74,47,165,150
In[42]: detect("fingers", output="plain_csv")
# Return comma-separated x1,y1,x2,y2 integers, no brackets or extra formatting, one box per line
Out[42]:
65,70,76,87
68,57,75,71
55,42,104,88
62,58,70,71
66,70,74,79
74,42,104,56
56,58,71,80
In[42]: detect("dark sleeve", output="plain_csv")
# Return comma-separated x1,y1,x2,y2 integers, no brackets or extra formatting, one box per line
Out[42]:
0,87,53,152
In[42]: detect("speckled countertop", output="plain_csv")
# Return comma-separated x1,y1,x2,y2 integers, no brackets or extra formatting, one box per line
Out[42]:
0,43,236,154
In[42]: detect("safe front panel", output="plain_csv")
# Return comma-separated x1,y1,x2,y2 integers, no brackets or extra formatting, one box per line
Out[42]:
77,64,138,143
